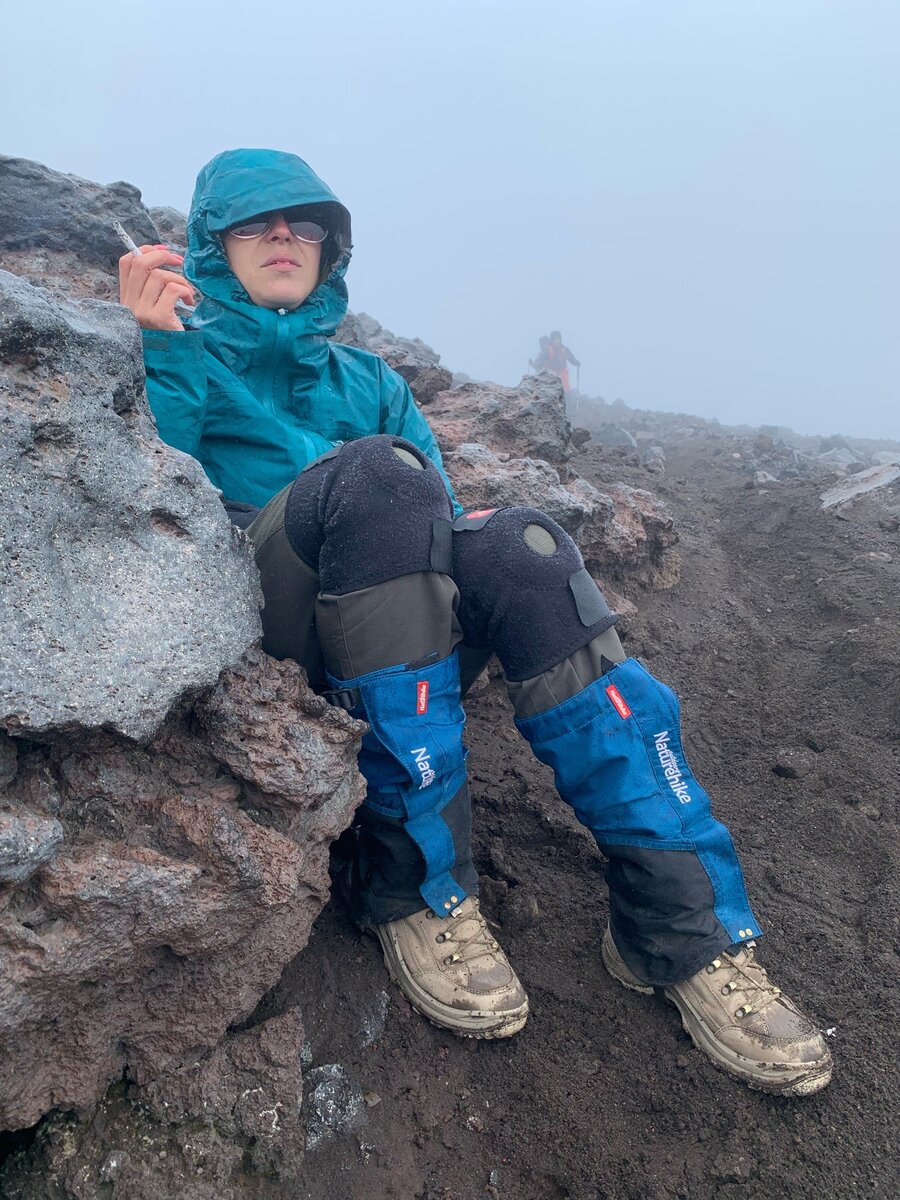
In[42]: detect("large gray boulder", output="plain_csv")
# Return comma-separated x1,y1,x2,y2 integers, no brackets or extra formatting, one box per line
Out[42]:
0,270,261,741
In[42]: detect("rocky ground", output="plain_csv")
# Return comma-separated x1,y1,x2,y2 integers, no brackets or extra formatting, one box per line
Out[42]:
1,155,898,1199
20,427,884,1200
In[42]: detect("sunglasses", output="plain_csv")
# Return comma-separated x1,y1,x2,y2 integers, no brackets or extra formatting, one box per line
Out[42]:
225,209,328,242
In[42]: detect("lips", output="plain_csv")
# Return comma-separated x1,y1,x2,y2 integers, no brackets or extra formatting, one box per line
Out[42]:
262,255,301,268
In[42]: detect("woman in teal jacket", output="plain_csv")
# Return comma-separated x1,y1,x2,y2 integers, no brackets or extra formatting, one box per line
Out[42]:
120,148,832,1097
130,147,456,515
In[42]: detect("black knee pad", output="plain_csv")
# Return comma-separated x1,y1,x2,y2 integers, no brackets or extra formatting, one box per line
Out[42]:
283,435,454,594
451,507,618,680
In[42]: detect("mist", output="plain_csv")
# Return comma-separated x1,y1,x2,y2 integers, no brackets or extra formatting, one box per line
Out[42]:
3,0,897,439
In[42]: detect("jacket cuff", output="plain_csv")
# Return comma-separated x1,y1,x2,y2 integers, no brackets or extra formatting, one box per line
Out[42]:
141,328,205,363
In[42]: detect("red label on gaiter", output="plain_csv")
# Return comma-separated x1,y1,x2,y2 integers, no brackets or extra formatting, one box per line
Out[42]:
605,684,632,719
416,681,430,714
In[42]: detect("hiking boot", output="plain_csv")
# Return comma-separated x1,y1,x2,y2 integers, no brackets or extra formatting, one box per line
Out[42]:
602,927,833,1096
375,897,529,1039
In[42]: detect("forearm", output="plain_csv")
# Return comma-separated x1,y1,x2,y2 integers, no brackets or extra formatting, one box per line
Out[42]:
142,329,208,458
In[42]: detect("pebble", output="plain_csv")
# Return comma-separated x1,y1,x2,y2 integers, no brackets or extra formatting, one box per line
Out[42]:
773,749,815,779
500,888,540,933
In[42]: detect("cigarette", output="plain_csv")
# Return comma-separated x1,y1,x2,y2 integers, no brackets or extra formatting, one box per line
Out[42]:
112,220,142,257
113,220,194,312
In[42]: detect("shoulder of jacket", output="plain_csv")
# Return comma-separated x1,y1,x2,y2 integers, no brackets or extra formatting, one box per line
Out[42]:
329,342,406,390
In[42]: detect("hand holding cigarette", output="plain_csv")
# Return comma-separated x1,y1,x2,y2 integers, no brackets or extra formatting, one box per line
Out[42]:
115,222,197,332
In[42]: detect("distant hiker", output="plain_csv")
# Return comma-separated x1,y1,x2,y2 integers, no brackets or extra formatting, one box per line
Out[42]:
545,330,580,394
119,147,832,1097
529,335,551,373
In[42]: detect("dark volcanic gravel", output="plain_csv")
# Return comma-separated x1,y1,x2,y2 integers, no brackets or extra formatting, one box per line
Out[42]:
258,437,900,1199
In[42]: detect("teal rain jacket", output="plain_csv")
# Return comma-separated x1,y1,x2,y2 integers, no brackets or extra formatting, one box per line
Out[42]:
141,148,458,511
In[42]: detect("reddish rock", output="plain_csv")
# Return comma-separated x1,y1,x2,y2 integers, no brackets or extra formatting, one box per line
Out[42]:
427,373,572,464
0,649,365,1131
444,443,679,593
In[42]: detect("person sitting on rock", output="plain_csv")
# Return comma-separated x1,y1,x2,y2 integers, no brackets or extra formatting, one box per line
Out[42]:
119,147,832,1097
545,330,580,395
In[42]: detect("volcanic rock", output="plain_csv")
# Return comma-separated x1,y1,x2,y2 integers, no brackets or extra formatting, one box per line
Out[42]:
642,444,666,474
148,205,188,249
334,310,453,404
0,156,162,301
0,261,365,1156
593,424,638,450
443,443,679,591
0,807,64,884
427,373,572,464
2,1011,312,1199
0,270,260,741
820,463,900,510
0,648,364,1132
444,443,597,532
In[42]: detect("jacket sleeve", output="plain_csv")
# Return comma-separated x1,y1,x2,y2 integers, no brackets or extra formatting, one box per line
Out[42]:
141,329,208,458
565,347,581,368
379,365,464,517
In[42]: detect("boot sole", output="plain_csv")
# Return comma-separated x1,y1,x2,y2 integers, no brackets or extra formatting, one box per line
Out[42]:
375,926,529,1040
602,938,833,1097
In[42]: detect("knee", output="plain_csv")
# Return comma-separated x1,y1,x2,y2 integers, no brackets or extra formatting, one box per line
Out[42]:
452,506,582,589
451,506,617,678
284,435,454,593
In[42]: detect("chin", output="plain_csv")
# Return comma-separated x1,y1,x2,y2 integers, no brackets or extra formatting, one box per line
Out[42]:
257,286,311,310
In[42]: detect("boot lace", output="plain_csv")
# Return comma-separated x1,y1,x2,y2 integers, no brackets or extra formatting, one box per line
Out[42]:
432,902,500,967
706,943,783,1019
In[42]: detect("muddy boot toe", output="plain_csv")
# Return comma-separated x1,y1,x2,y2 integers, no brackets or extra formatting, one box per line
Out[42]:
602,926,832,1096
376,897,529,1039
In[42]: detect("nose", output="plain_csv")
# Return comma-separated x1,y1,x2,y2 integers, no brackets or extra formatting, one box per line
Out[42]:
266,212,293,240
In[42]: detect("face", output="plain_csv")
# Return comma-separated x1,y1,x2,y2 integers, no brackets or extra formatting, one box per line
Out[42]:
222,211,323,310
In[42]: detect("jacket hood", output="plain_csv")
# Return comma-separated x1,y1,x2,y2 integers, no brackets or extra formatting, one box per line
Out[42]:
184,148,353,339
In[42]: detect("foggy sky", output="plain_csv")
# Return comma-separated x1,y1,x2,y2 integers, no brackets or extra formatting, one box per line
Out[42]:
3,1,898,440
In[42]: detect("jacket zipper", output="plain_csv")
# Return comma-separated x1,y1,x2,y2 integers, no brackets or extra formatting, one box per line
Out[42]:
261,308,290,412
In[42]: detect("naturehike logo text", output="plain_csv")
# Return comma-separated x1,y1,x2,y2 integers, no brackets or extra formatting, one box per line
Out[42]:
411,746,436,789
416,681,429,714
654,731,693,804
